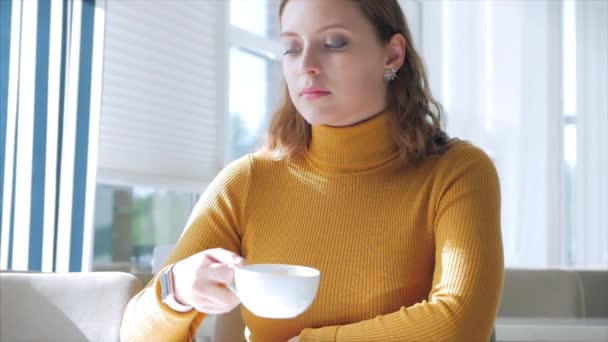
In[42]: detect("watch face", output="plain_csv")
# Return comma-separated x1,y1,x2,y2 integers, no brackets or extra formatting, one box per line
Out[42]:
158,267,194,312
160,269,171,300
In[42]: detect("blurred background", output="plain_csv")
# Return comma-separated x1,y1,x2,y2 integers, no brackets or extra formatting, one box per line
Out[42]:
1,0,606,274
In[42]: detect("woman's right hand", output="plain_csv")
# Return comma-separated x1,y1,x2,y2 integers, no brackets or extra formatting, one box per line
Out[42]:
171,248,245,314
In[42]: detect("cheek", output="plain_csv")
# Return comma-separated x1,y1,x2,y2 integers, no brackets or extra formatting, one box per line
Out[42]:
282,62,299,95
332,57,383,95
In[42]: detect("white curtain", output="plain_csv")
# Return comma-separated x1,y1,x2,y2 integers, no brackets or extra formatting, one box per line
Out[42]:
419,0,607,267
574,0,608,266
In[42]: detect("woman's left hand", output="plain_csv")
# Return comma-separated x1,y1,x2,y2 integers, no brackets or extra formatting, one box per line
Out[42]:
286,336,300,342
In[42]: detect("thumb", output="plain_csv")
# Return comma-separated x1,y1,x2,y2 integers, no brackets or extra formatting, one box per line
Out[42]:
205,248,245,267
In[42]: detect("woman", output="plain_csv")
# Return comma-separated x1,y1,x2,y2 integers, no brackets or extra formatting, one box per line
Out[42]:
121,0,503,341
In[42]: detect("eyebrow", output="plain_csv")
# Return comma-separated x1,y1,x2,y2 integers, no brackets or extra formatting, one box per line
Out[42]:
280,23,351,38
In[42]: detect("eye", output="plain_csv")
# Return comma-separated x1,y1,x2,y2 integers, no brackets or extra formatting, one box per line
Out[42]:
325,39,347,50
283,47,302,56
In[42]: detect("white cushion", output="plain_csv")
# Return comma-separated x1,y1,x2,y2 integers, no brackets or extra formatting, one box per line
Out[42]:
0,272,142,342
499,269,585,317
577,270,608,318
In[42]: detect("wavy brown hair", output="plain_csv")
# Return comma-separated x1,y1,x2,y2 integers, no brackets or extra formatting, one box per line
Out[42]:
263,0,457,163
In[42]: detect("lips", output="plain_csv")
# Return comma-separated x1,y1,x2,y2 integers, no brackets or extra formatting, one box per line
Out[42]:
300,87,330,99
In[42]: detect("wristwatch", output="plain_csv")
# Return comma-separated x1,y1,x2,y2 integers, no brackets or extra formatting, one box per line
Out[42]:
160,264,194,313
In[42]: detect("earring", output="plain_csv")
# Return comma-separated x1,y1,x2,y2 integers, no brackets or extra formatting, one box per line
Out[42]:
384,68,398,82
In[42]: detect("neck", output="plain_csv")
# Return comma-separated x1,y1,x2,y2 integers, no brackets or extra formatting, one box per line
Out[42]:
306,111,399,173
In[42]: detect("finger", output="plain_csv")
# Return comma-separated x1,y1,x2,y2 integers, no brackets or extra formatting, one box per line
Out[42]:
191,301,231,314
191,288,239,313
206,263,236,284
204,248,245,266
194,303,236,315
191,299,230,314
191,285,227,307
193,282,240,308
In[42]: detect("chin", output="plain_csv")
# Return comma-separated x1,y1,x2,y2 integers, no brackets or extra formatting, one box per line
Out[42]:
297,107,347,127
301,113,340,126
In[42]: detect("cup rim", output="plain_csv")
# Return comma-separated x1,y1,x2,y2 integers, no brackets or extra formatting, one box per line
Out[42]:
235,263,320,278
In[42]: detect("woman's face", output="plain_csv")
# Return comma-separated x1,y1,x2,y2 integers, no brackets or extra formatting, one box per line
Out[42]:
280,0,398,127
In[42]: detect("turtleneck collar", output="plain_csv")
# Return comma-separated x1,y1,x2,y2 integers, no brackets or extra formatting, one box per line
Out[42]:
306,111,400,173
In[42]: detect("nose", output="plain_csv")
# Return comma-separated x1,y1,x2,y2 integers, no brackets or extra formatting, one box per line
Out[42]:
300,45,321,76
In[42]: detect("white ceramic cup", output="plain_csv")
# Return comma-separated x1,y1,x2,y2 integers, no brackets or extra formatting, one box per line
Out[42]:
227,264,321,319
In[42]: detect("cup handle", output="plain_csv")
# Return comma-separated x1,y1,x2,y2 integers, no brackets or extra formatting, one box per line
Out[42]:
226,281,239,298
226,263,241,298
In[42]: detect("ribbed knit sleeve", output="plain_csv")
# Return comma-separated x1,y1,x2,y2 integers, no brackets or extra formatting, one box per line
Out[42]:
120,155,252,342
299,146,504,342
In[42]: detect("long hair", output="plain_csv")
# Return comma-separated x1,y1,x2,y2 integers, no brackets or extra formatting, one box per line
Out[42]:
264,0,457,163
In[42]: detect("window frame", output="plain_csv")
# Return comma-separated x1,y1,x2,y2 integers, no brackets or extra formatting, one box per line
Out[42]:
226,1,283,161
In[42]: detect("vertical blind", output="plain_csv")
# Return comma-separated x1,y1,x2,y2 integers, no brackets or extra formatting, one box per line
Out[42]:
1,0,104,272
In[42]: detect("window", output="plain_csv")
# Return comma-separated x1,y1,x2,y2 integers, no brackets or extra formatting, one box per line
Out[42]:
230,48,269,159
92,0,284,271
229,48,282,160
230,0,271,38
93,0,227,272
93,184,198,272
229,0,282,160
562,0,577,265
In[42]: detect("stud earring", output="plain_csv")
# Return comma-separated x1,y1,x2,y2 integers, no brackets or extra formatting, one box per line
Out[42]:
384,68,398,82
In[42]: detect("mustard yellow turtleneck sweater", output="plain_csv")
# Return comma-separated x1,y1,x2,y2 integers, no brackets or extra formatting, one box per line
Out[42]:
121,112,504,342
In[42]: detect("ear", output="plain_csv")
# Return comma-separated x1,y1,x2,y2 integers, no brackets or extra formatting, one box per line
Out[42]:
384,33,407,71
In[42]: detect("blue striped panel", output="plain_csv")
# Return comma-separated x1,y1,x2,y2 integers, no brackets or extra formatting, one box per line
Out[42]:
7,106,18,269
69,0,95,272
7,0,24,270
52,0,70,272
29,0,52,271
0,0,12,248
